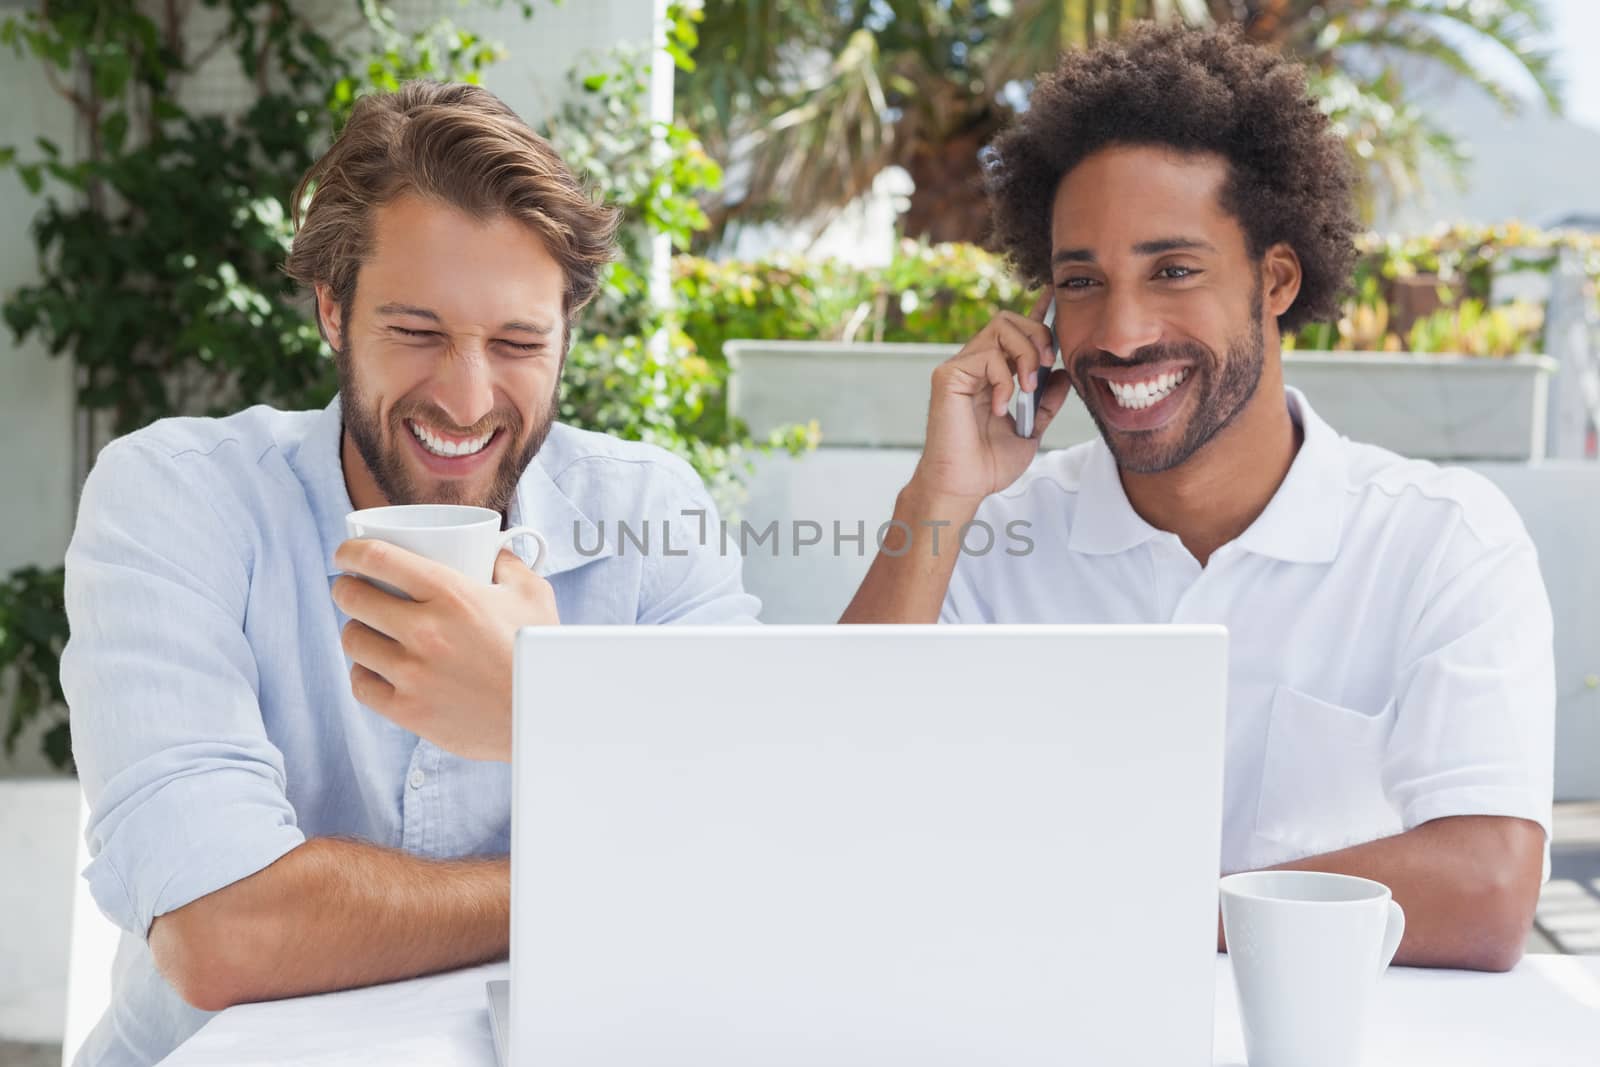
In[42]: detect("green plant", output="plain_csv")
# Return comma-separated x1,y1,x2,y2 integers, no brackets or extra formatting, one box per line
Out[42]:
869,241,1032,342
1287,221,1599,353
674,239,1032,360
0,568,69,770
674,253,864,358
549,34,817,494
1406,299,1544,358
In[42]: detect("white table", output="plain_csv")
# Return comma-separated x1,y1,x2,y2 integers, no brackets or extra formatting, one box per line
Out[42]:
161,956,1600,1066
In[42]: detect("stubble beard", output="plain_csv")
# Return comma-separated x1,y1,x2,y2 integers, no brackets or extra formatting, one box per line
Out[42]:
337,344,559,513
1072,284,1266,475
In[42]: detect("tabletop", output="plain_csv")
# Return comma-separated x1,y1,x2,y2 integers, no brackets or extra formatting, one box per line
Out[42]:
160,954,1600,1066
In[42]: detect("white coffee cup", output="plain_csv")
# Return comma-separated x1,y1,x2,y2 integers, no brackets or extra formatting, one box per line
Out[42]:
1220,870,1405,1067
344,505,548,590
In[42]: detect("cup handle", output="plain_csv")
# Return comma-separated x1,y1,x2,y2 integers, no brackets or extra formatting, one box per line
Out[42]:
497,525,548,575
1378,898,1405,975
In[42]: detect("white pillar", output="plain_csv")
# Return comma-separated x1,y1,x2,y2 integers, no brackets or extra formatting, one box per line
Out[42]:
1544,248,1599,460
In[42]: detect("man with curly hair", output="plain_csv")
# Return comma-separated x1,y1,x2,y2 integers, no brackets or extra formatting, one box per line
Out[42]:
844,25,1553,972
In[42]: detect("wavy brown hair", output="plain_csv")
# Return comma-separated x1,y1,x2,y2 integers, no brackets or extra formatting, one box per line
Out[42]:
284,81,620,338
985,24,1358,333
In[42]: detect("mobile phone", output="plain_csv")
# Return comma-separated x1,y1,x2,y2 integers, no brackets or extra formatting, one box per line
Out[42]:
1013,302,1058,439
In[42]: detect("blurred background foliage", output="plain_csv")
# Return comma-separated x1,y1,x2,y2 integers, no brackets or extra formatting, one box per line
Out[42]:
675,240,1034,360
681,222,1588,362
680,0,1560,245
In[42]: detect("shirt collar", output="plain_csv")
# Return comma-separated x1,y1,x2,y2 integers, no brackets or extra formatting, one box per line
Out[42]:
292,397,357,578
1230,387,1346,564
292,395,615,578
1065,439,1166,556
510,444,615,577
1065,387,1346,564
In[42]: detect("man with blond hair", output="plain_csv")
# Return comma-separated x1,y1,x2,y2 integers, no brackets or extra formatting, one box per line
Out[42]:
62,81,758,1066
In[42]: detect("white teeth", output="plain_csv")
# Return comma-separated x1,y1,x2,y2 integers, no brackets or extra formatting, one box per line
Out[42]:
1107,369,1188,410
408,421,493,458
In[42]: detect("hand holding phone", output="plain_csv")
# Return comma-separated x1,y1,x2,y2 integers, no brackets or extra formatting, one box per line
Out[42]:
1013,301,1058,439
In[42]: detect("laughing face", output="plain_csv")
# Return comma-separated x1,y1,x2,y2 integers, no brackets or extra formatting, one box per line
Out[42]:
1049,145,1290,475
317,194,567,513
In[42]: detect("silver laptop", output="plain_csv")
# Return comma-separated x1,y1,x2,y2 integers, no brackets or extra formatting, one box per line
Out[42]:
491,625,1227,1066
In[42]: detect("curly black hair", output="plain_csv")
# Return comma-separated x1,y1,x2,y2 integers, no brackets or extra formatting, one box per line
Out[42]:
985,24,1358,333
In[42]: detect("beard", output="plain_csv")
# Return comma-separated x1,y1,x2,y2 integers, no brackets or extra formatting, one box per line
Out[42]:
337,345,559,514
1070,284,1265,475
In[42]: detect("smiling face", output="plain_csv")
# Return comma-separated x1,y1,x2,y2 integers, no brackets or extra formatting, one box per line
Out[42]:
1050,145,1294,475
317,194,567,513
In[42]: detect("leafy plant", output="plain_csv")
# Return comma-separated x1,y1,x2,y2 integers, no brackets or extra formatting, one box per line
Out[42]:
675,238,1033,362
1406,299,1544,357
550,34,723,342
870,240,1033,341
675,254,865,358
0,568,69,771
1288,221,1598,353
549,35,818,496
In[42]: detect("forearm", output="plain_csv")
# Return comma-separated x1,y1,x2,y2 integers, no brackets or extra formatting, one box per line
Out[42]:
841,481,981,623
1219,816,1544,971
151,836,509,1011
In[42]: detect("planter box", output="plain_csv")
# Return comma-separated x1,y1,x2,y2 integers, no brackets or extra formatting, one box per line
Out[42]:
725,341,1100,450
726,341,1557,462
1282,351,1557,462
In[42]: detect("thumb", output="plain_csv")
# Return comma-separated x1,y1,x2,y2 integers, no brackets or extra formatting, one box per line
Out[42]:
491,548,534,586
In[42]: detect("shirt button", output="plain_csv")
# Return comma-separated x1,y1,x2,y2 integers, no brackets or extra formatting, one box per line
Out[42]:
408,768,426,790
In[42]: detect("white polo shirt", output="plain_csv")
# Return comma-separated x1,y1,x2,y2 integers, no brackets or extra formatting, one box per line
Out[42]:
942,389,1555,874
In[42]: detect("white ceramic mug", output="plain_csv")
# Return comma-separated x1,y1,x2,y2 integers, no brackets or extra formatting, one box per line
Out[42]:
344,505,548,591
1220,870,1405,1067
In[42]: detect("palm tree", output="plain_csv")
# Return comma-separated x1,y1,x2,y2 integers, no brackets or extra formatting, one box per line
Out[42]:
678,0,1560,246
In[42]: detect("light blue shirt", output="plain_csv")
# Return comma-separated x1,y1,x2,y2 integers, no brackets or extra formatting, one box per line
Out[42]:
61,397,759,1066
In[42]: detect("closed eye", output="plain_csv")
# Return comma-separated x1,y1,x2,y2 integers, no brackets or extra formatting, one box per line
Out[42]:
391,327,439,341
497,340,544,355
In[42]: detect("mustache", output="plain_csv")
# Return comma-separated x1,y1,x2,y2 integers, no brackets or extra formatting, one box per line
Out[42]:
389,401,522,438
1070,340,1215,374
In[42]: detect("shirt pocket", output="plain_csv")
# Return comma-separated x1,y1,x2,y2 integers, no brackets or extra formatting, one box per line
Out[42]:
1252,685,1403,867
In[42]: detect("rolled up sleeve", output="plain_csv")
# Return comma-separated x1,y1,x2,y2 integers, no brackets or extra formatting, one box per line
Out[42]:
1385,533,1556,838
61,438,306,937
